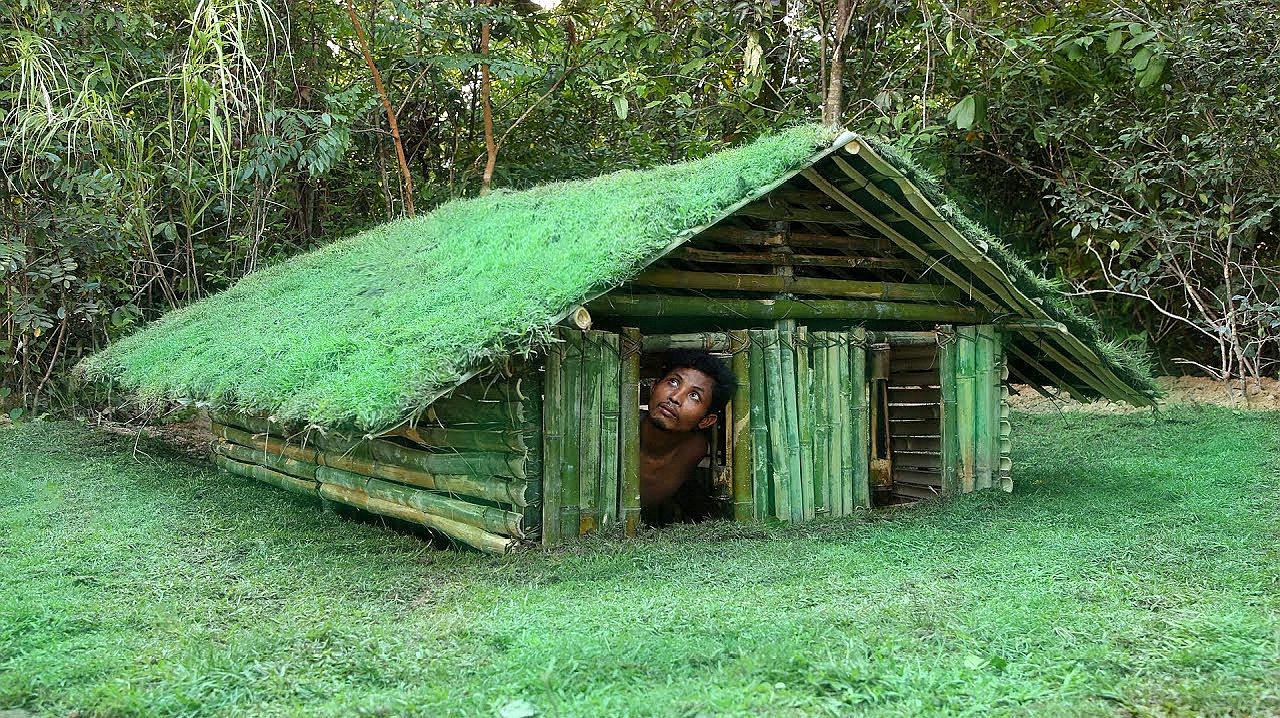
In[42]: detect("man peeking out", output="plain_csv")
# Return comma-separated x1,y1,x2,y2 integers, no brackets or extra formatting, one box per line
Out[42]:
639,350,739,510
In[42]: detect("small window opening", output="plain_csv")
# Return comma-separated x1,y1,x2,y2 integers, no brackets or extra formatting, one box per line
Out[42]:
637,351,732,526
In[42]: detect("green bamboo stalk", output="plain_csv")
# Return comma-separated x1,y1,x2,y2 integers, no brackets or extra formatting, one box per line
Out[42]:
578,331,604,534
973,326,995,491
588,294,985,323
395,425,528,453
541,334,564,545
795,326,815,521
811,331,830,516
362,478,525,538
598,332,622,529
559,329,583,536
937,327,960,497
777,322,805,523
641,332,733,352
956,325,977,493
730,330,753,522
317,482,515,555
423,397,522,428
620,328,643,535
314,465,371,491
848,328,870,511
747,329,772,520
214,453,319,497
214,441,319,481
632,268,964,302
761,328,792,521
214,423,321,466
827,334,845,515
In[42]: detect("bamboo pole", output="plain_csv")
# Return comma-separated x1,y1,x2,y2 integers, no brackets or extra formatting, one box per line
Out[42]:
214,454,318,496
777,322,805,523
396,425,528,453
213,440,319,481
956,326,977,493
747,329,772,520
761,328,792,521
620,328,643,535
362,477,525,538
559,329,582,536
848,328,870,510
632,268,963,303
938,326,960,497
541,334,564,546
867,331,938,346
213,423,320,465
641,332,734,352
423,397,522,427
578,332,604,534
974,326,995,491
811,332,831,516
729,330,753,522
216,422,525,506
317,482,515,555
588,294,983,324
794,326,815,521
599,332,621,529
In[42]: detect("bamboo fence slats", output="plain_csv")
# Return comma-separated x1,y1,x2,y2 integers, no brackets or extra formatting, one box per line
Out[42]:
578,332,604,534
938,327,961,496
598,332,622,529
620,328,642,535
794,326,816,521
848,328,870,511
761,328,792,521
214,453,318,496
317,482,515,554
811,332,831,516
558,329,583,536
541,335,565,546
730,330,753,522
747,329,773,519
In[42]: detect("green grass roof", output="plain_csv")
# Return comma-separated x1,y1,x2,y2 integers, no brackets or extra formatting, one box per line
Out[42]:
78,125,841,430
79,124,1155,431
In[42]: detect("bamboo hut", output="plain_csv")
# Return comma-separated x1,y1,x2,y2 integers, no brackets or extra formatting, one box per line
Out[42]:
78,125,1157,553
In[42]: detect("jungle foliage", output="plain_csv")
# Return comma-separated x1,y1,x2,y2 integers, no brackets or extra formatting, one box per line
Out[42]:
3,0,1277,413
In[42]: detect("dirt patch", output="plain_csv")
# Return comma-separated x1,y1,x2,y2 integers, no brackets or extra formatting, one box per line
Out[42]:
1008,375,1280,413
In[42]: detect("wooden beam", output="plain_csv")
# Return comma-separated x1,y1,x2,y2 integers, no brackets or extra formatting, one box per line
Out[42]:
670,247,915,271
735,203,866,224
696,225,894,253
587,294,985,323
633,268,962,302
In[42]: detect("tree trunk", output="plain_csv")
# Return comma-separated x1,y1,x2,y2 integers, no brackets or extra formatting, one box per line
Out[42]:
345,0,415,216
479,0,498,196
822,0,856,127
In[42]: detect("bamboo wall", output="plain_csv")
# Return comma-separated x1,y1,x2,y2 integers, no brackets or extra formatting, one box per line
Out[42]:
936,325,1011,496
210,367,541,555
745,324,871,520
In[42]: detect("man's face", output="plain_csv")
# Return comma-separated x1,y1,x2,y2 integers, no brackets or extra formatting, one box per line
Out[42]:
648,366,718,433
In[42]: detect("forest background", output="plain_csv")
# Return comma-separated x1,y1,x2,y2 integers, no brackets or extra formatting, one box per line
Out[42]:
3,0,1277,416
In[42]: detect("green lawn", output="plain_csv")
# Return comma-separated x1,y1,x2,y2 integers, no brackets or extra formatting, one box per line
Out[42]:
1,409,1278,717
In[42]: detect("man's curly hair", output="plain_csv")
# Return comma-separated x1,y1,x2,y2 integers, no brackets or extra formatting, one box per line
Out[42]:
662,350,739,419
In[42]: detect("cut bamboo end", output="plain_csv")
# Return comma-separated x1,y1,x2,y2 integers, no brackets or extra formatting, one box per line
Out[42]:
569,305,593,330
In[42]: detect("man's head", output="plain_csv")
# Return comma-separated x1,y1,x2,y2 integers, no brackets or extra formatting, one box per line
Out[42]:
647,350,739,433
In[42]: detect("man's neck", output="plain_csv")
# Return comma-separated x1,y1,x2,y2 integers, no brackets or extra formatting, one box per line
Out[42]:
640,415,692,456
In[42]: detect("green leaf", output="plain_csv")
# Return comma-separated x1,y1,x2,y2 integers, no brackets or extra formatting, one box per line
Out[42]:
612,95,628,120
1123,31,1156,51
1106,30,1125,55
1130,47,1152,71
1138,54,1166,87
947,94,977,130
1071,223,1082,238
8,407,23,421
0,387,11,399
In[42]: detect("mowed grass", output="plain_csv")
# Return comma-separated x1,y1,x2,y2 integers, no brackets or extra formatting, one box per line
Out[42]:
1,409,1278,717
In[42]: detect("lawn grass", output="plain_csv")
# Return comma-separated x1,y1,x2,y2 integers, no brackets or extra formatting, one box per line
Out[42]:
1,408,1278,717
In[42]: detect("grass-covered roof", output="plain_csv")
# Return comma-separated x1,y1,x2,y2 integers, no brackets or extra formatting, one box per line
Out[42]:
79,124,1156,431
78,125,842,430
